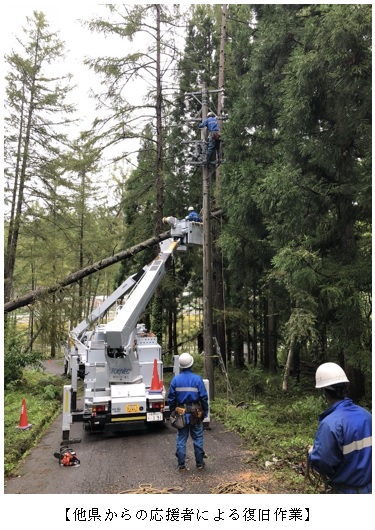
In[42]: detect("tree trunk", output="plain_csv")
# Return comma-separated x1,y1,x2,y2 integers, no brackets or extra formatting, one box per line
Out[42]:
213,218,226,367
4,22,45,303
212,4,228,367
155,4,164,235
24,326,43,353
50,293,57,359
152,5,166,344
267,286,278,372
263,297,269,369
252,282,258,367
233,329,245,369
78,171,86,321
4,82,36,303
345,365,366,402
282,345,294,392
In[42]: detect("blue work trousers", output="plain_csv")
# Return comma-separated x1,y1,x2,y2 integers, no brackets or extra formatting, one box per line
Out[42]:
207,134,220,164
175,421,204,467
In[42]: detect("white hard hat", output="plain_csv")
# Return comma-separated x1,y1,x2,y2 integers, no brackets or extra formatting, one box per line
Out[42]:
188,206,194,211
315,362,349,388
207,111,215,118
179,352,194,369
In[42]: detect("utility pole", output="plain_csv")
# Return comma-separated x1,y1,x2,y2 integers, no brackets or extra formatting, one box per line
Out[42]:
184,81,225,401
201,82,215,399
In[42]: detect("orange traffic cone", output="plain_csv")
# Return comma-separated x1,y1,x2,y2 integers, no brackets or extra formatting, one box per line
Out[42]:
149,358,162,393
17,398,32,430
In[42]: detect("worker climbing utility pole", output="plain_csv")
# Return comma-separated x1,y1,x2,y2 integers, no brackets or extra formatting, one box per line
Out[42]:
201,82,215,400
184,75,227,400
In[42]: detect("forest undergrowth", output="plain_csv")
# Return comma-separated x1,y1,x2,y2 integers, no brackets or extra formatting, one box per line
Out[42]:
209,361,326,493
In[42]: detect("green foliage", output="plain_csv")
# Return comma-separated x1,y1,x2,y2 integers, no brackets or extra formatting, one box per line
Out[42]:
282,308,319,349
211,365,321,490
4,10,77,307
4,329,45,389
43,384,62,400
279,395,324,424
219,3,372,386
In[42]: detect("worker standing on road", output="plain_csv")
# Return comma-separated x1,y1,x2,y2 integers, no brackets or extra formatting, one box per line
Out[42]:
185,206,202,222
198,112,220,166
167,353,209,471
308,362,372,493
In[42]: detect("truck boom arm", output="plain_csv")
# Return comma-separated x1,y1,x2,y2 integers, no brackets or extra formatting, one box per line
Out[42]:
105,239,179,353
104,217,203,355
70,267,147,339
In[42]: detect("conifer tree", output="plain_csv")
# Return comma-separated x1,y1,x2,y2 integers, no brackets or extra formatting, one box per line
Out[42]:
220,4,372,394
4,11,76,304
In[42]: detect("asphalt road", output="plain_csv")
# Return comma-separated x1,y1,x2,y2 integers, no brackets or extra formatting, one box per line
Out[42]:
4,360,268,495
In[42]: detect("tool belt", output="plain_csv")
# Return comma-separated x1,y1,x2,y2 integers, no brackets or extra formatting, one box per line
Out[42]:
212,132,220,141
177,402,203,426
170,407,186,429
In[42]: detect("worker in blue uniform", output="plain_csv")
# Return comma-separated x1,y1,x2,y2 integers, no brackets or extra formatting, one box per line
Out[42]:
198,112,220,166
185,206,202,222
167,353,209,471
308,362,372,493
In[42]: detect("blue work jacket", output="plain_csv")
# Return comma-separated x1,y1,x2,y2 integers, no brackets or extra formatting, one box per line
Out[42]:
309,398,372,491
167,368,209,418
186,211,201,222
198,117,219,133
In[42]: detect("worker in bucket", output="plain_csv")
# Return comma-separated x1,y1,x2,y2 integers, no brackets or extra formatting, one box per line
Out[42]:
198,111,220,166
185,206,202,222
167,353,209,471
308,362,372,493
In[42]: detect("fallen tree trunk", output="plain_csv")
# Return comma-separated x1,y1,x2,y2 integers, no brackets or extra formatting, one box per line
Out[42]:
5,209,224,314
4,230,172,313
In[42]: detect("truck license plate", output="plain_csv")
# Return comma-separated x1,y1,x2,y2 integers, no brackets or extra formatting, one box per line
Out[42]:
147,412,163,422
126,404,139,413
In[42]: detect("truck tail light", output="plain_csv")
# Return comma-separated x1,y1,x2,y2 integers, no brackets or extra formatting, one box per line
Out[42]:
92,404,108,415
149,402,164,410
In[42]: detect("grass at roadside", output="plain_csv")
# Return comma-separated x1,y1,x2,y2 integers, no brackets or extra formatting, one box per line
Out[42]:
209,361,324,493
4,368,63,477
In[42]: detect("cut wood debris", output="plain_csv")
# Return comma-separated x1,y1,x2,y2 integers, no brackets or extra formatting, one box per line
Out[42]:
210,480,269,494
118,483,184,494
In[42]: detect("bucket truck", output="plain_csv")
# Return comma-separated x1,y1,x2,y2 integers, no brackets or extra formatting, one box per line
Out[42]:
78,216,205,433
